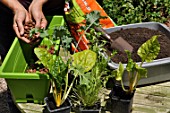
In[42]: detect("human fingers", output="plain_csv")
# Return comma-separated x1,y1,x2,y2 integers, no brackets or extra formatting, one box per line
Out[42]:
13,22,21,39
34,15,41,29
13,9,29,36
16,18,25,36
40,15,47,29
25,13,32,24
20,36,31,43
13,22,31,43
13,12,31,43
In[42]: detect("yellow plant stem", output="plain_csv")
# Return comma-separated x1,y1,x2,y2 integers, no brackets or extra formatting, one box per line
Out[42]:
132,62,144,92
52,81,62,107
121,78,128,93
56,90,62,107
132,73,137,87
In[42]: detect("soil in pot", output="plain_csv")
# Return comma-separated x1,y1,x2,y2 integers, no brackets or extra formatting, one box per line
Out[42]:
105,27,170,63
109,85,135,113
25,45,57,74
44,95,72,113
26,63,49,74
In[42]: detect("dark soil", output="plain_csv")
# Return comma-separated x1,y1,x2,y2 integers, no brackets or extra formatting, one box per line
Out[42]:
105,27,170,63
25,45,56,74
22,21,40,42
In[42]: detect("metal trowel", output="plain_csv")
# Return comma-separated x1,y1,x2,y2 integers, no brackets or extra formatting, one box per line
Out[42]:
94,27,133,53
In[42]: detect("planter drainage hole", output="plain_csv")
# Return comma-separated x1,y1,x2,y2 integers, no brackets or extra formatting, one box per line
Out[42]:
26,94,34,103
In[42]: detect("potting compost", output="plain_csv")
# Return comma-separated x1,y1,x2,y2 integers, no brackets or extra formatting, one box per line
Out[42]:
105,27,170,63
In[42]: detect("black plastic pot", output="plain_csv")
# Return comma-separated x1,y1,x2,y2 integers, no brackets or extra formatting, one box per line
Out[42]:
109,84,135,113
78,102,101,113
44,95,72,113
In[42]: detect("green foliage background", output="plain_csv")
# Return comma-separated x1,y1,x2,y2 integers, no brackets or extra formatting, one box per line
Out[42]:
102,0,170,25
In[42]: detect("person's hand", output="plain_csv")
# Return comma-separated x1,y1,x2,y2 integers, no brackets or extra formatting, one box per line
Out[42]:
0,0,32,43
13,5,31,43
29,0,48,29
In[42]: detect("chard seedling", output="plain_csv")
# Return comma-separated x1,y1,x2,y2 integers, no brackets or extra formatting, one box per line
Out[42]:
34,26,75,107
72,49,112,107
113,35,160,94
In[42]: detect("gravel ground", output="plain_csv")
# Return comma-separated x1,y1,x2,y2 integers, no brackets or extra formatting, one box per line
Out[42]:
0,78,10,113
0,78,21,113
0,56,20,113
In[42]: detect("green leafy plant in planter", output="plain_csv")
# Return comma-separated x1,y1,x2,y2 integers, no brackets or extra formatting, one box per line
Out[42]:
110,35,160,113
27,10,110,113
32,18,109,112
33,26,75,113
32,10,113,113
102,0,170,25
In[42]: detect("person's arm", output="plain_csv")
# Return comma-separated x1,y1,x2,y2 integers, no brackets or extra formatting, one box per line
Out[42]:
0,0,31,43
0,0,21,12
29,0,48,29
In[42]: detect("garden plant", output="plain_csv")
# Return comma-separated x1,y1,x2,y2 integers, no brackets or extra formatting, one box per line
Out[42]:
109,35,160,113
102,0,170,25
113,35,160,93
25,10,114,113
69,11,114,112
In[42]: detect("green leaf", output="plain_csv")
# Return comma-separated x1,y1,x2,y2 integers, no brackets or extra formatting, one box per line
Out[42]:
137,35,160,62
52,26,72,50
79,72,91,88
39,30,49,37
53,26,68,38
72,50,97,72
115,62,124,81
61,36,72,49
135,64,147,78
125,50,135,72
85,10,104,25
34,48,55,70
29,28,39,37
50,56,69,90
40,37,53,48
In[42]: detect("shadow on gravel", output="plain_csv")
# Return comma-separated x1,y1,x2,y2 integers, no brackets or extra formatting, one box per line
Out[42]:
6,88,22,113
0,88,21,113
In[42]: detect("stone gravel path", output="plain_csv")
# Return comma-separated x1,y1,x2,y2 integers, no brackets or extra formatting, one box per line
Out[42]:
0,78,10,113
0,56,21,113
0,78,21,113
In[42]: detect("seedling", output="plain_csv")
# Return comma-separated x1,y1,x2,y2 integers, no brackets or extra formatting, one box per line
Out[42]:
72,49,112,107
70,11,114,108
32,10,113,109
33,26,74,107
113,35,160,94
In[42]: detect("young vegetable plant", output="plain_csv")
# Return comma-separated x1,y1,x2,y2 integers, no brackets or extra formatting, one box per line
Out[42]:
113,35,160,94
32,10,113,109
72,49,112,108
70,10,113,109
32,10,109,109
73,10,107,53
33,26,75,107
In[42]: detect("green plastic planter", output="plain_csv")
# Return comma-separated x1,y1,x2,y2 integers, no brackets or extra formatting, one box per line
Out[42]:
0,15,64,104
